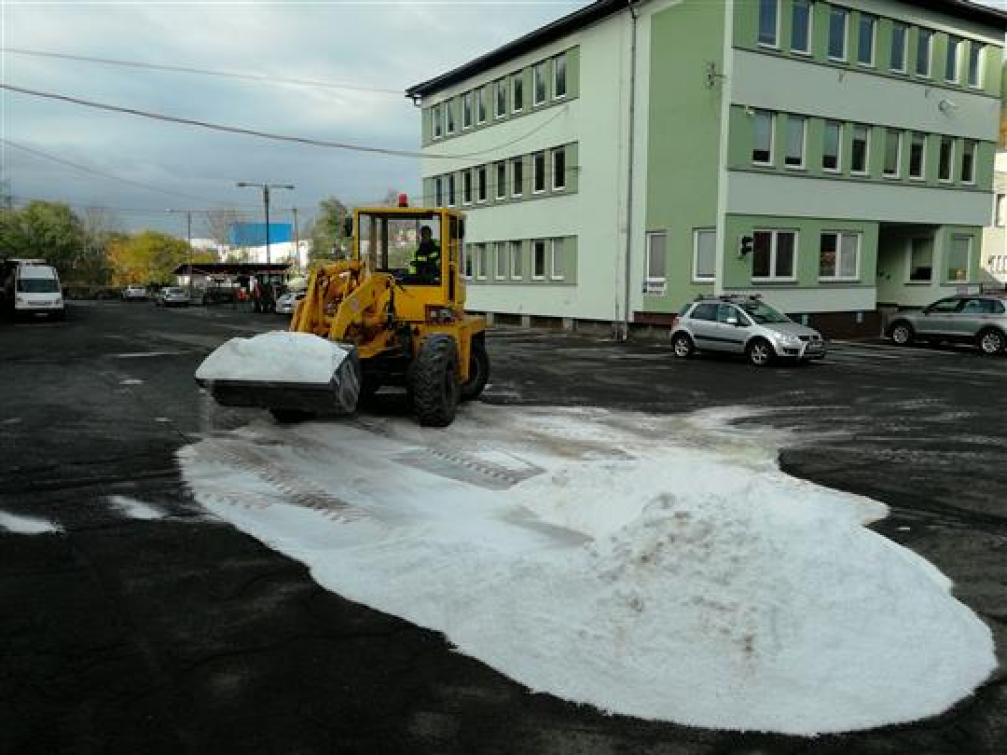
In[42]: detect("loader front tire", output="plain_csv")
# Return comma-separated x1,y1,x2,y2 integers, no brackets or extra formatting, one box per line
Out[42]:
460,336,490,401
412,335,460,427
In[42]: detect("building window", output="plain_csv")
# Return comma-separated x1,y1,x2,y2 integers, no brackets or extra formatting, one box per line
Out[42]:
463,245,474,279
851,124,869,174
968,43,984,88
823,121,842,172
512,157,524,197
996,194,1006,226
533,151,547,193
445,101,456,134
857,14,876,66
890,22,908,72
819,232,860,280
533,61,547,105
462,92,473,129
916,29,932,77
552,147,566,190
511,72,524,112
447,174,456,207
947,236,971,282
908,238,932,281
494,79,507,119
908,132,926,179
791,0,812,54
509,240,523,279
883,129,901,178
946,36,961,83
758,0,779,47
785,115,806,168
752,110,774,165
961,140,976,184
494,242,507,280
693,229,716,281
476,87,487,124
495,162,507,200
432,104,443,139
476,243,489,280
938,136,954,182
434,177,443,207
550,238,565,280
828,7,848,61
553,52,567,99
476,166,487,203
752,230,796,280
532,239,546,279
645,232,667,295
462,171,473,205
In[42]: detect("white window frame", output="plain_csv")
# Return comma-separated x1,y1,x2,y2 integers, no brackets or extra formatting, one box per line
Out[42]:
432,104,443,140
961,140,977,185
532,151,547,194
552,147,566,190
533,61,547,106
509,240,523,280
946,235,972,283
462,92,473,129
644,231,668,295
818,231,861,281
447,174,456,208
823,121,842,173
511,157,524,198
995,193,1005,226
692,228,716,282
968,43,984,88
495,162,507,200
463,245,474,281
909,132,926,180
476,166,487,204
494,242,507,280
532,239,546,280
945,36,961,84
883,129,902,179
752,229,798,282
784,115,806,170
938,136,955,183
434,177,443,207
552,52,567,100
445,100,456,135
511,72,524,113
550,238,565,281
476,243,489,280
752,110,775,166
890,22,908,73
790,0,812,55
857,14,876,67
494,79,507,119
907,238,933,282
851,124,870,175
758,0,780,49
916,28,933,78
462,170,473,206
476,87,487,124
828,7,848,62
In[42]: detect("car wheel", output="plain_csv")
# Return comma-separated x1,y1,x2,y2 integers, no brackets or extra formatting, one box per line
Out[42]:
671,332,694,358
890,322,913,346
747,338,775,367
977,328,1005,356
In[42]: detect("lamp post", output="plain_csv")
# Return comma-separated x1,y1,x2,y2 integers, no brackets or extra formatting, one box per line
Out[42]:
236,182,294,269
166,208,193,297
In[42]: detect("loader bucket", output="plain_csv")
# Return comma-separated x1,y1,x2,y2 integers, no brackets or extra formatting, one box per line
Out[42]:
195,332,361,416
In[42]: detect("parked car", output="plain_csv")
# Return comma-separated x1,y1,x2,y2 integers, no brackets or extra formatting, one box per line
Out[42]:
155,287,190,307
670,295,826,367
122,285,148,301
275,290,306,316
886,294,1007,355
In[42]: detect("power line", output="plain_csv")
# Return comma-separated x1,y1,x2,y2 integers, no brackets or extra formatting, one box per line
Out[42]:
1,138,245,206
0,47,404,97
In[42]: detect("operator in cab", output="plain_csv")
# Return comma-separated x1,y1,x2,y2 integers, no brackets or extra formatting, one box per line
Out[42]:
408,225,441,283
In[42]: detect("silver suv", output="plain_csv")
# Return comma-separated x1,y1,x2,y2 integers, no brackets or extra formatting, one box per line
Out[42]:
671,296,826,366
886,294,1007,355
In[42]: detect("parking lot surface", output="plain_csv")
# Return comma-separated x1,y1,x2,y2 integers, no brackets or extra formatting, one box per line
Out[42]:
1,301,1005,754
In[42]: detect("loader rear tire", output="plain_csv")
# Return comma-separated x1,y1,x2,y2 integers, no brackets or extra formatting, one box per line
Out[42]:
411,335,460,427
460,336,490,401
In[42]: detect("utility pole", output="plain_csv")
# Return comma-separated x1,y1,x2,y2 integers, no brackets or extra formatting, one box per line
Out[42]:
237,182,294,311
292,207,300,272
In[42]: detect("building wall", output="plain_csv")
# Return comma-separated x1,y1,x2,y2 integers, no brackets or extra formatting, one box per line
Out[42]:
981,150,1007,285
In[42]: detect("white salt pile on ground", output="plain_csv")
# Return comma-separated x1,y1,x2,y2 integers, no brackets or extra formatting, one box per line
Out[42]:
178,405,995,735
195,331,351,385
108,495,165,521
0,511,62,534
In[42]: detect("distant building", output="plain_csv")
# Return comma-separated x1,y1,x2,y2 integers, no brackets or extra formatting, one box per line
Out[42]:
982,151,1007,286
408,0,1007,337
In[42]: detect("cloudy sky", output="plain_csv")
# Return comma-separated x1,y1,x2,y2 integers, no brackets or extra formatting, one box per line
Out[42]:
1,0,589,236
2,0,1005,238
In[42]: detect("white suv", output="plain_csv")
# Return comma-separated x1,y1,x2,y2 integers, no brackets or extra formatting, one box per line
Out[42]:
670,296,826,366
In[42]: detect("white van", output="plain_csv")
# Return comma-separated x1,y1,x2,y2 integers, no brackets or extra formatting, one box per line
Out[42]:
1,259,65,320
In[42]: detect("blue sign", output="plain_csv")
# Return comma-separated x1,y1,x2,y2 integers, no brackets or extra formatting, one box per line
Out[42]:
229,222,293,246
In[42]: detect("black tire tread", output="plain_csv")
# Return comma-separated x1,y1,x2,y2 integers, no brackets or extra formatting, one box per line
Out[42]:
460,336,490,401
412,335,460,427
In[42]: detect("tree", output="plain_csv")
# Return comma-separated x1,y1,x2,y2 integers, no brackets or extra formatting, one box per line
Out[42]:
308,196,349,268
107,230,190,286
202,208,244,256
0,201,87,276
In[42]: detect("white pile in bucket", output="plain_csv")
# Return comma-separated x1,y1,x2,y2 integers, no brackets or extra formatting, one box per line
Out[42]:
195,331,349,384
178,405,996,735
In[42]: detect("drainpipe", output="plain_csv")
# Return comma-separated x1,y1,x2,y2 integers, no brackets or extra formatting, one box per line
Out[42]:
618,0,640,341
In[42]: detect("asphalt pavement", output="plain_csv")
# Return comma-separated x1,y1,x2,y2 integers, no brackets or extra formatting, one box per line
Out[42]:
1,300,1005,754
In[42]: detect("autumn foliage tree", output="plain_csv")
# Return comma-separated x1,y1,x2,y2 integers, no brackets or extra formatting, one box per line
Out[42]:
107,230,190,286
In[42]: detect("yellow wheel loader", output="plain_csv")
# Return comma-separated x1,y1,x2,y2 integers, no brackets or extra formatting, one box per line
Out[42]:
196,206,489,427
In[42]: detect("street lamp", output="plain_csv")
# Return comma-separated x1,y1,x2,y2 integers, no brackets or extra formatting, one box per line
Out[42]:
236,181,295,269
166,208,193,297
